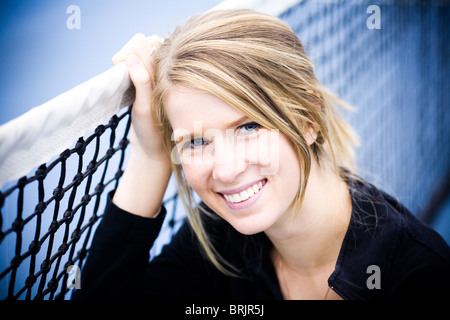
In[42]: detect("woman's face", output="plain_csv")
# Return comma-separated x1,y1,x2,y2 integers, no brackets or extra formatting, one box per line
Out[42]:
165,86,301,235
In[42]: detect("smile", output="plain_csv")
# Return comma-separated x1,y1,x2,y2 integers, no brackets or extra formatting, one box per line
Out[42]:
221,179,267,204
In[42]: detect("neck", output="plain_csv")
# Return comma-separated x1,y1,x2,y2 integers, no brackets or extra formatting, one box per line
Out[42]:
265,162,352,272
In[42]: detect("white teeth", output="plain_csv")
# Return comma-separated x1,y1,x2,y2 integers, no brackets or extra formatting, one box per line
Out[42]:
222,180,265,204
240,190,249,201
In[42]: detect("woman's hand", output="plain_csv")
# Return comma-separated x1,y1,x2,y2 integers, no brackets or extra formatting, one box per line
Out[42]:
111,34,172,218
112,33,165,161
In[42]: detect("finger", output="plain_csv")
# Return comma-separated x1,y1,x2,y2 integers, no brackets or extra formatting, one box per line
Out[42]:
133,35,163,76
132,35,163,87
126,53,159,123
134,39,158,75
112,33,163,66
126,53,153,93
112,33,144,65
147,34,164,48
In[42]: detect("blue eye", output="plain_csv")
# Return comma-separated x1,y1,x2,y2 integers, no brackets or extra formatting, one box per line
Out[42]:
184,138,207,149
192,138,205,146
240,122,261,134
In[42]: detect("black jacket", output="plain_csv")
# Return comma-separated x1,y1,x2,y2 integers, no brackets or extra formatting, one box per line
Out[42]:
75,179,450,300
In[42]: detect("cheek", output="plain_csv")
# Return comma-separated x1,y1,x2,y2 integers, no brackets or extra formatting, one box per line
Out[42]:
182,163,224,215
244,130,282,175
273,135,302,192
181,163,210,195
254,130,301,180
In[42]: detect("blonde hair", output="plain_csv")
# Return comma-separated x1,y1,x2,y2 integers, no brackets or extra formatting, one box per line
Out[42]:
151,9,359,275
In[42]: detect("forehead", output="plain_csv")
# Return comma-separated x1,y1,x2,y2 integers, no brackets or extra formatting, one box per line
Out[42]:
164,86,244,130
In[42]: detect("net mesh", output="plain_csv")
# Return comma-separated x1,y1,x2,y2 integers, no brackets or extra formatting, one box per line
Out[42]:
1,0,449,300
0,107,132,299
280,0,449,217
0,107,182,300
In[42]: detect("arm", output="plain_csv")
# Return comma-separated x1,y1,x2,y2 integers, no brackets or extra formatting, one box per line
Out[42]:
76,34,228,300
74,34,173,299
74,192,167,299
113,148,171,217
112,33,172,218
74,196,229,300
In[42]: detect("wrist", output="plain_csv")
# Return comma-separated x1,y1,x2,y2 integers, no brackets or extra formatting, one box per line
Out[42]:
113,147,172,218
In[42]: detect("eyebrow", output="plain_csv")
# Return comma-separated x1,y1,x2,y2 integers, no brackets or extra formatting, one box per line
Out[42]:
227,115,251,129
173,116,251,145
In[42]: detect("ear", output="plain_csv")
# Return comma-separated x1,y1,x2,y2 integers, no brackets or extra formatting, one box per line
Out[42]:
304,123,318,146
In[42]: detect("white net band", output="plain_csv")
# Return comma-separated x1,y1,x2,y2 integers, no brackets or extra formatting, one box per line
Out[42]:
0,63,134,187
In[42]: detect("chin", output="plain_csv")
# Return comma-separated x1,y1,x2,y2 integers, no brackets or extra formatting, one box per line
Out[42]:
202,186,280,235
226,214,274,236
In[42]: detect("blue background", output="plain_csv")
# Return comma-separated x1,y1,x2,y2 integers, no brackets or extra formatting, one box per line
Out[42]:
0,0,222,125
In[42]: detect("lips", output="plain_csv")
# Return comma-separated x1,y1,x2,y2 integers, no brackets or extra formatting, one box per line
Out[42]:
218,179,267,204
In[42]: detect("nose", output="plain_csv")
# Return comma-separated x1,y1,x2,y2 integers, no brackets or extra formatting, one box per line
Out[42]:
212,137,247,184
212,162,247,185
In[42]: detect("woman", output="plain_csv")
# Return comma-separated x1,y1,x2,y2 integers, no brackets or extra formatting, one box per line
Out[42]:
76,9,450,300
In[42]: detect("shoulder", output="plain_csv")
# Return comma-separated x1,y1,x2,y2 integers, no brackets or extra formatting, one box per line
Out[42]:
341,178,450,299
379,188,450,298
